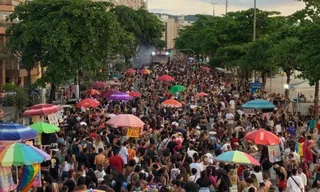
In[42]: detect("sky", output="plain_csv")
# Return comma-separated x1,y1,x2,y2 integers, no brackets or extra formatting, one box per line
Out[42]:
148,0,306,16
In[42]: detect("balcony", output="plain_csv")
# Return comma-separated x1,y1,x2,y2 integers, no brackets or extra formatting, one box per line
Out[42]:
0,5,14,12
0,0,13,5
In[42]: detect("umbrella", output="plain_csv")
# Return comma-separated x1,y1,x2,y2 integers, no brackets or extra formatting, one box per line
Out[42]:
196,92,208,97
22,104,62,116
169,85,186,94
244,129,280,146
29,122,60,134
203,66,210,72
0,123,38,140
162,99,182,108
158,75,175,82
129,91,142,97
126,68,136,74
242,99,276,109
76,98,100,108
91,81,108,89
106,114,145,128
106,80,122,86
0,143,51,166
84,88,100,96
100,89,120,98
216,150,260,166
108,93,133,101
112,73,124,79
140,69,151,75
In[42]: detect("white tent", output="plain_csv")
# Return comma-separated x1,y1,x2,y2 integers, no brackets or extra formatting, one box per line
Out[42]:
290,80,314,91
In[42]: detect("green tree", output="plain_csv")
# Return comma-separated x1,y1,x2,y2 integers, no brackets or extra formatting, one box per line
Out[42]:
111,6,164,60
298,21,320,119
6,0,121,102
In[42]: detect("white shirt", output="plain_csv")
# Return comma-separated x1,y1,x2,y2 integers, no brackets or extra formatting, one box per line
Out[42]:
226,113,234,124
94,169,106,182
275,124,282,134
297,172,307,187
188,175,199,182
119,146,128,164
251,171,263,183
229,100,235,109
189,162,203,177
187,149,198,162
287,175,304,192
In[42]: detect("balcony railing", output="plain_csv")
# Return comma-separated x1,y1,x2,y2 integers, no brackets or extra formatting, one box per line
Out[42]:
0,0,13,5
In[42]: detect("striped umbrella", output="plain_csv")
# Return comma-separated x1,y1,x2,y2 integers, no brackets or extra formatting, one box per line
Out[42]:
0,143,51,166
216,150,260,165
0,123,38,140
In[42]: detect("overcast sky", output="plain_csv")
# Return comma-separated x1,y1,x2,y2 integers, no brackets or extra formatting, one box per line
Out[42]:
148,0,305,16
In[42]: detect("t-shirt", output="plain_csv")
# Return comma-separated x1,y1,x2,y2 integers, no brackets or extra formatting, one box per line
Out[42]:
287,175,304,192
119,146,128,164
109,155,124,173
190,163,203,177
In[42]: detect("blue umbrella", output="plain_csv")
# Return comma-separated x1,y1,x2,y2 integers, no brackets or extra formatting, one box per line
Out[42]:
0,123,38,140
242,99,276,109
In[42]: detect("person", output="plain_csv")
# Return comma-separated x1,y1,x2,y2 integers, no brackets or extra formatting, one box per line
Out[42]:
0,108,3,124
190,155,203,178
173,179,186,192
286,169,304,192
196,170,212,192
119,141,129,165
297,167,307,189
94,148,106,167
109,149,125,174
94,164,106,183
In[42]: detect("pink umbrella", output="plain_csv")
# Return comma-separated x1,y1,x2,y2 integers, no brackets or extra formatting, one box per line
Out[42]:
196,92,208,97
203,66,210,72
91,81,108,89
100,89,120,98
106,114,145,128
126,68,136,74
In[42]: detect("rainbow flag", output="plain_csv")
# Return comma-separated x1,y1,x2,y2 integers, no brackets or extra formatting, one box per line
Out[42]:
17,164,40,192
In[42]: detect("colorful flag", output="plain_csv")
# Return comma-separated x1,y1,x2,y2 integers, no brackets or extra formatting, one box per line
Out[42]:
17,164,40,192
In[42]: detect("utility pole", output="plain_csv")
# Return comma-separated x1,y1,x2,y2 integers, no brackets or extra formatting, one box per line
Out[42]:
211,2,217,16
252,0,257,82
226,0,228,15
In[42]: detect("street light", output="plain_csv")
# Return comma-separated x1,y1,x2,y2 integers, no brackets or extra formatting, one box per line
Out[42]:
252,0,257,82
211,2,217,16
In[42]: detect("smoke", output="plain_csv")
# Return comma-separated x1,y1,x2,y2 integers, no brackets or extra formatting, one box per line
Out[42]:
131,44,155,68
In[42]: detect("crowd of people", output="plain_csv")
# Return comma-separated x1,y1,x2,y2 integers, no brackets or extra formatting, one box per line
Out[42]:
33,56,320,192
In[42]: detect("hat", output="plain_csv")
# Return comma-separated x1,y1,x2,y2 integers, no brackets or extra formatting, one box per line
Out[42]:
196,126,201,130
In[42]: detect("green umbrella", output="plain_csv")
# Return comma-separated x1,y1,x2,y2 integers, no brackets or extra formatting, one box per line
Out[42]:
112,73,124,79
169,85,186,94
30,122,60,134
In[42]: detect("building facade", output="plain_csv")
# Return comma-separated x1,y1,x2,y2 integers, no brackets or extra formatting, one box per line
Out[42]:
95,0,147,10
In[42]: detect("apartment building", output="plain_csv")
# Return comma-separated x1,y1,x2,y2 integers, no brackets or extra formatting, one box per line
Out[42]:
96,0,147,10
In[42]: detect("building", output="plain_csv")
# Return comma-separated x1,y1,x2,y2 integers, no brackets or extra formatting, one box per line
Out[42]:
159,15,193,49
0,0,36,89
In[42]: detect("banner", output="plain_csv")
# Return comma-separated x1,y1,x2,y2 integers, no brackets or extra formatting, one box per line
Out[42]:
34,134,42,146
32,116,40,123
48,113,59,126
268,145,282,163
127,127,141,138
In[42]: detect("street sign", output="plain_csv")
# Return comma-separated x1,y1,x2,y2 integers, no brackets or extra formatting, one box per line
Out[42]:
250,80,262,94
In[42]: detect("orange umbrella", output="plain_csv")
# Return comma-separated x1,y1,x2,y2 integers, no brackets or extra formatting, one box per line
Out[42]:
106,114,145,128
196,92,208,97
84,88,100,96
76,98,100,108
129,91,141,97
126,68,136,74
140,69,151,75
158,75,175,82
162,99,182,108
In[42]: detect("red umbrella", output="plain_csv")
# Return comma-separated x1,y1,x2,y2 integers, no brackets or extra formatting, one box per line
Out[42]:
84,88,100,96
129,91,141,97
244,129,280,146
162,99,182,108
76,98,100,108
196,92,208,97
91,81,108,89
203,66,210,72
100,89,120,98
126,68,136,74
158,75,175,82
22,104,62,116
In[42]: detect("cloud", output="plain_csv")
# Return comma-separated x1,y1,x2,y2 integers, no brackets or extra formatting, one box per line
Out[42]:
148,0,306,16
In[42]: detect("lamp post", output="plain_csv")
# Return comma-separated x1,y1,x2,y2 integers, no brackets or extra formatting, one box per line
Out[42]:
211,2,217,16
252,0,257,82
225,0,228,15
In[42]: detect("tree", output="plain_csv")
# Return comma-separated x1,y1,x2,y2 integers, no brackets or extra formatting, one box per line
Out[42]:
111,6,164,58
298,21,320,119
7,0,121,102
